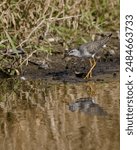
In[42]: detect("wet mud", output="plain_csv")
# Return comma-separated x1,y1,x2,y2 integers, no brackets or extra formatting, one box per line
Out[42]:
19,54,119,82
0,35,119,82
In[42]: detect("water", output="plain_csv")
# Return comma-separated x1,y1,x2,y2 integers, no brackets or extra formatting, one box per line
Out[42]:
0,78,119,150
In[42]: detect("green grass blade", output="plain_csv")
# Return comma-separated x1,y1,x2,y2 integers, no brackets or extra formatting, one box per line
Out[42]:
5,31,18,56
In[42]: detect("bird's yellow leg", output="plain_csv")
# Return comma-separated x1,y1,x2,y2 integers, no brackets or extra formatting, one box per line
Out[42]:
84,58,96,79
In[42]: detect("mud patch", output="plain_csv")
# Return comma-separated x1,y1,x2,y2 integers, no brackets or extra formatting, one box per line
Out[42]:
17,52,119,83
0,52,119,82
0,34,120,82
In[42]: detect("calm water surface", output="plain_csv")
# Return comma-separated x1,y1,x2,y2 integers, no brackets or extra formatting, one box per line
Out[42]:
0,78,119,150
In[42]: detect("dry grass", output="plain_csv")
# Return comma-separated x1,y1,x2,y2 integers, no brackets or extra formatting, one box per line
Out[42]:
0,0,119,49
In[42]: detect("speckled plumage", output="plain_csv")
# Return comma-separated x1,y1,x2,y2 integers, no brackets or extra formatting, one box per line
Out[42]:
67,33,112,79
68,33,112,58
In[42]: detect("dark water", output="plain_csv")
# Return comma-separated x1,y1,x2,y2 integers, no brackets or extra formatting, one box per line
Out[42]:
0,78,119,150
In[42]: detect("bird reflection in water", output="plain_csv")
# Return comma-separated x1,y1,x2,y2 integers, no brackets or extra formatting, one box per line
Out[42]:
69,97,107,116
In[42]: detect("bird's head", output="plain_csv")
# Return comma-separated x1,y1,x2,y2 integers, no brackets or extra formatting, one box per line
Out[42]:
67,49,81,57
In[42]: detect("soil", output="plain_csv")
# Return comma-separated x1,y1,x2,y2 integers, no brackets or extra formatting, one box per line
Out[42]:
0,35,120,82
19,54,119,82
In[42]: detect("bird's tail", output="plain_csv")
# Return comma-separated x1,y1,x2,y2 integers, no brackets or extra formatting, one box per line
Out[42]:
102,33,112,44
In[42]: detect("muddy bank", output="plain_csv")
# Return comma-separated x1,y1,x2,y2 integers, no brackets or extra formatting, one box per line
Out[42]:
0,35,120,82
0,56,119,82
0,52,120,83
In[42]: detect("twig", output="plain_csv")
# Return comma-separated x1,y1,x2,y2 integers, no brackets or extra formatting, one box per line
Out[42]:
18,50,36,67
19,20,45,47
0,39,8,45
18,14,81,47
